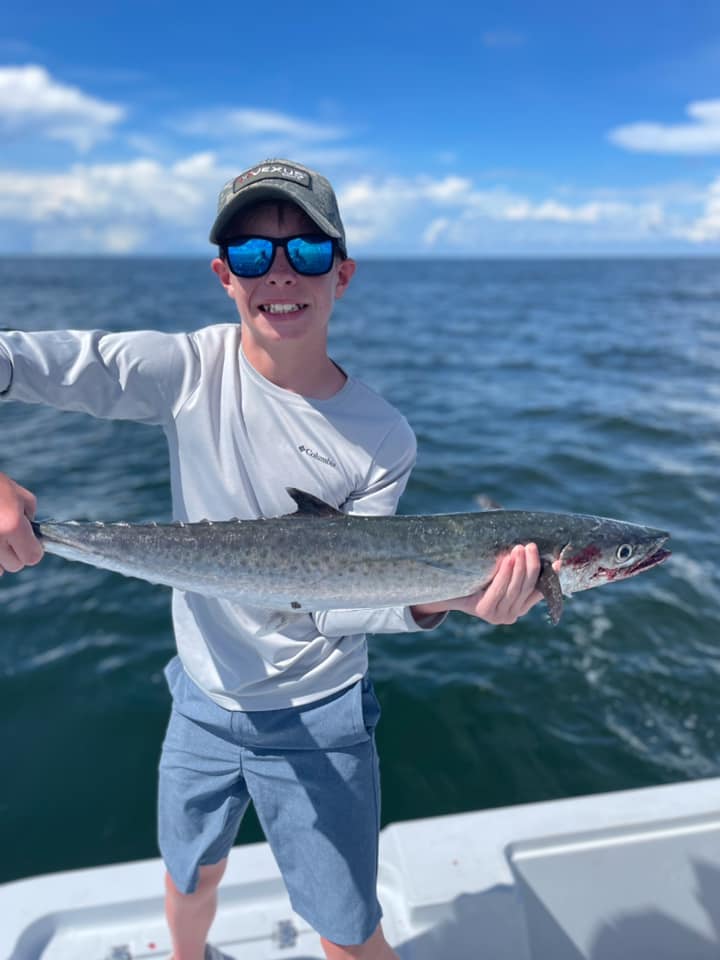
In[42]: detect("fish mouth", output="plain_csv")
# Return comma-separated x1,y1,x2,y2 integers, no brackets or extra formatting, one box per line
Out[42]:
622,535,672,577
597,536,671,582
628,546,671,575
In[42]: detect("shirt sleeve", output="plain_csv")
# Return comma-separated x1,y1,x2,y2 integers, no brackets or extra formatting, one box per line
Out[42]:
0,328,201,425
0,342,12,394
313,418,446,636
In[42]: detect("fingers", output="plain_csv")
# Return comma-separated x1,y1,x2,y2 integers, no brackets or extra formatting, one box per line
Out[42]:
416,543,549,625
0,475,44,574
0,517,44,574
16,483,37,521
0,542,25,574
508,543,541,603
473,543,543,625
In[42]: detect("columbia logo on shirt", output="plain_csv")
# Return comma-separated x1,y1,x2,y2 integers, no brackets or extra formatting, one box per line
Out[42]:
298,445,338,469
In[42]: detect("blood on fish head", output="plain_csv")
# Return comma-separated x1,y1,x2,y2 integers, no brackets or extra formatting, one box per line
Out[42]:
557,523,670,597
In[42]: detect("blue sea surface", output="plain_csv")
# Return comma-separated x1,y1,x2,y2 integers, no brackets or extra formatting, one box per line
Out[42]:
0,256,718,883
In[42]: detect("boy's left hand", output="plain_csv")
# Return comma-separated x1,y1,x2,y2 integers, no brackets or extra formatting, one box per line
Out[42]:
411,543,550,626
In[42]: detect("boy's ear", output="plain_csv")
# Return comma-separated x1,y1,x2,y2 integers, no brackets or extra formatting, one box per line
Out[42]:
334,257,356,299
211,257,234,298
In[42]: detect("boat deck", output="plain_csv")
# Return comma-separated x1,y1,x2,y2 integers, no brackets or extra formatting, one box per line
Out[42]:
3,777,720,959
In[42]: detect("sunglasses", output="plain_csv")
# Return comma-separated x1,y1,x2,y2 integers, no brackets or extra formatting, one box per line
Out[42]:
222,234,337,278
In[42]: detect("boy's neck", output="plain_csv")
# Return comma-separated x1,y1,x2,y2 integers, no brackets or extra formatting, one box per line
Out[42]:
241,340,347,400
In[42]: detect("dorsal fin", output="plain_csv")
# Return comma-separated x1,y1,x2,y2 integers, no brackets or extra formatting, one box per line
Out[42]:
286,488,344,518
473,493,504,511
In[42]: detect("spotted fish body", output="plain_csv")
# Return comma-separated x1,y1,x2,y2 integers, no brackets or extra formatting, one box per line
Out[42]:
31,488,670,624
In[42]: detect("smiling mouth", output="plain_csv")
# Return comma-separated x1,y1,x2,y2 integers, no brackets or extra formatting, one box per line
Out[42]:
260,303,307,314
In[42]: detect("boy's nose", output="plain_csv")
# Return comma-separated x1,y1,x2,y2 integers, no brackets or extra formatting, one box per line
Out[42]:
265,248,296,284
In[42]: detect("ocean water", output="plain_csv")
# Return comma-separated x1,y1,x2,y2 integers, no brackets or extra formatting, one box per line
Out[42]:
0,256,718,885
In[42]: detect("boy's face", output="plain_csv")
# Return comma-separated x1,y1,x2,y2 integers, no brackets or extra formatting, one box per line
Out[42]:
211,202,355,349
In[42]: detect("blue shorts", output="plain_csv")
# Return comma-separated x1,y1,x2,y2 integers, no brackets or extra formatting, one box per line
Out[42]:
158,657,383,946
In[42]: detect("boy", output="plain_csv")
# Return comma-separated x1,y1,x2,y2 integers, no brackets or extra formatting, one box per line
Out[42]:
0,159,543,960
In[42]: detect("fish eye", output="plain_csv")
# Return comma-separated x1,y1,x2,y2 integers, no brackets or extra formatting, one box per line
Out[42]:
616,543,634,563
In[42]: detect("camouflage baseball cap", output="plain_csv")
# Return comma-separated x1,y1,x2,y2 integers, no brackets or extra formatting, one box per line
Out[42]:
209,159,347,255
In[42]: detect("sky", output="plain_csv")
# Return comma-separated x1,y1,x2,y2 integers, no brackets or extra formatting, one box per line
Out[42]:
1,0,720,257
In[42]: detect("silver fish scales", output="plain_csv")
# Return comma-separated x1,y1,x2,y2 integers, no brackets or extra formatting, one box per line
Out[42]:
30,488,670,624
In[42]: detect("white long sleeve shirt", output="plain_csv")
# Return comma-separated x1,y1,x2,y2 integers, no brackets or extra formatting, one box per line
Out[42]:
0,324,439,709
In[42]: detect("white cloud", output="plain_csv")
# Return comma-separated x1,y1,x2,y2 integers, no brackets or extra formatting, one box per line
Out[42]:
179,107,345,143
338,176,474,246
173,108,360,177
501,198,662,225
674,175,720,242
226,109,345,141
0,65,125,151
422,218,451,246
98,225,148,254
424,176,473,202
172,151,218,178
0,152,713,254
0,152,228,252
609,99,720,155
338,174,668,250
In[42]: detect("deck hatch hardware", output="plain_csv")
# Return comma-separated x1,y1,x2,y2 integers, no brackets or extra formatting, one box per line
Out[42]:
272,918,299,948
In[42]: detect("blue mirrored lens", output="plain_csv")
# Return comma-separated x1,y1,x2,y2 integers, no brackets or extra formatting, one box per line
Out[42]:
226,238,274,277
286,236,334,275
225,235,335,277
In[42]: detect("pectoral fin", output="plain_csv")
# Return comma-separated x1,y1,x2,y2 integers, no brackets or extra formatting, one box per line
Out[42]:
537,559,564,625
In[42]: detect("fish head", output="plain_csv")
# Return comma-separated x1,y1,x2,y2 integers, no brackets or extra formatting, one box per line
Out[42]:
557,518,671,596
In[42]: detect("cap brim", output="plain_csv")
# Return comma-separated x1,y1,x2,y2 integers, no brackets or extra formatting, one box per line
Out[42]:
209,181,344,248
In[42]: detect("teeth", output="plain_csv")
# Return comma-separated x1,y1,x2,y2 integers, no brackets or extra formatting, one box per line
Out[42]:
262,303,303,314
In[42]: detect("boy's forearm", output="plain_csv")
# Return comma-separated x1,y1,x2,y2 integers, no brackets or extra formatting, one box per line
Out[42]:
410,599,454,618
0,328,187,424
314,604,445,637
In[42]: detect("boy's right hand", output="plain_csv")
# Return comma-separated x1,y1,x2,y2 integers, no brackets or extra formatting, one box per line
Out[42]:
0,473,44,574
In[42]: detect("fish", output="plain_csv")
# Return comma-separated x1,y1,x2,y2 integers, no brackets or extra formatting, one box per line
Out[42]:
30,488,671,625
